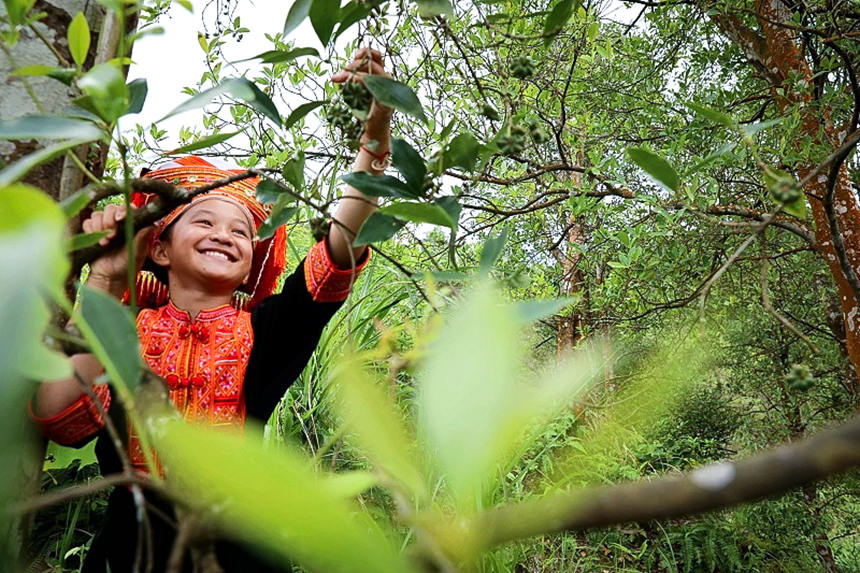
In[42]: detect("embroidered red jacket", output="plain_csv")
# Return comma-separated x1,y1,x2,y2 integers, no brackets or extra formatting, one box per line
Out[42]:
32,240,367,461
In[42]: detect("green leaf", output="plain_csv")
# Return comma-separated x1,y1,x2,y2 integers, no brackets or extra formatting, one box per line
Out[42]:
254,178,285,204
543,0,576,44
479,227,508,273
627,147,680,193
244,47,319,64
282,151,305,190
0,138,94,186
434,196,462,227
380,201,456,228
363,75,426,123
391,138,426,193
309,0,340,46
335,357,427,499
353,212,405,246
4,0,36,26
152,420,414,573
67,231,108,251
126,78,148,114
0,115,103,141
77,63,130,122
513,297,576,324
686,101,733,127
78,285,142,391
341,172,420,199
167,130,243,154
12,64,77,85
68,12,90,68
444,132,481,172
175,0,192,11
333,1,372,40
161,78,282,127
257,197,298,240
741,117,785,136
283,0,312,37
60,185,100,217
320,470,378,499
416,0,453,18
284,100,326,129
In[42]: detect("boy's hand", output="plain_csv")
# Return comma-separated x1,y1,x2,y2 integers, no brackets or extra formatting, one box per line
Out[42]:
82,204,153,297
332,47,393,143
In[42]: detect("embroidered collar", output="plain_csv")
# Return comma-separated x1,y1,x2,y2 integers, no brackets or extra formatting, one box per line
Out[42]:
164,300,238,323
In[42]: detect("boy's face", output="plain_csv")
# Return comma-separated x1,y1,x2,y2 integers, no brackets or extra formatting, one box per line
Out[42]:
150,198,255,293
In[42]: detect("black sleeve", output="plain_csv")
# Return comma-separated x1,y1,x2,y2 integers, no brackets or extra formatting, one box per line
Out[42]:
243,258,345,422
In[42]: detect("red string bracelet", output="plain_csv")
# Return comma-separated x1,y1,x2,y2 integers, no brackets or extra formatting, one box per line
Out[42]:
360,145,392,170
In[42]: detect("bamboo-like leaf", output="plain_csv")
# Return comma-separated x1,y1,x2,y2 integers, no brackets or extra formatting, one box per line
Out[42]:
0,116,103,141
161,78,282,127
0,138,96,186
284,100,326,129
283,0,312,37
67,12,90,68
627,147,680,193
67,231,108,251
167,130,243,154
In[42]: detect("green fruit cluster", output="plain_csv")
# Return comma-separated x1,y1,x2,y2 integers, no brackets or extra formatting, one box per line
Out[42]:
498,123,527,156
511,56,535,79
525,117,549,144
326,102,362,141
481,103,501,121
785,363,815,391
340,80,373,113
310,217,331,243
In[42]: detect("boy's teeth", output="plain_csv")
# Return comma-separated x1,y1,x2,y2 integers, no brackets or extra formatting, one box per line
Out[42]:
203,250,229,260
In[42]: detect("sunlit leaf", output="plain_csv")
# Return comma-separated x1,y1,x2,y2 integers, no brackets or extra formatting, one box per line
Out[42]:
244,47,319,64
513,297,576,324
153,420,414,572
257,197,298,240
320,470,378,498
77,63,130,122
627,147,680,193
4,0,36,25
354,212,405,246
67,231,108,251
282,151,305,190
363,75,426,123
686,101,733,127
543,0,577,44
742,117,785,136
67,12,90,68
12,64,77,85
335,358,427,498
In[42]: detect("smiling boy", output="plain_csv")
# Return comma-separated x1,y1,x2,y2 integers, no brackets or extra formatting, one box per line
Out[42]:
31,48,392,571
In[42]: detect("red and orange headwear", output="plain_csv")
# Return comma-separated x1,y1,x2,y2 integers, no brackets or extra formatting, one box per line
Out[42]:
130,156,287,311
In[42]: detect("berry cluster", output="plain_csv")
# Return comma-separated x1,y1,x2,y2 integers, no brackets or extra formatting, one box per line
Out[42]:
511,56,535,79
340,80,373,114
326,101,363,142
785,363,815,391
310,217,331,242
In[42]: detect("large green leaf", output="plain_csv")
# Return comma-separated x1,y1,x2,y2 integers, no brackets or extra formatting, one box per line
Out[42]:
282,151,305,190
309,0,340,46
0,138,95,186
444,132,481,172
11,65,77,85
77,63,130,123
363,75,426,123
126,78,148,114
380,201,456,228
353,211,405,246
0,116,103,141
67,231,109,251
391,138,426,193
334,357,427,499
333,1,372,40
284,100,326,129
283,0,312,37
4,0,36,25
153,420,414,572
161,78,282,127
341,172,420,199
627,147,680,193
77,286,142,392
543,0,577,43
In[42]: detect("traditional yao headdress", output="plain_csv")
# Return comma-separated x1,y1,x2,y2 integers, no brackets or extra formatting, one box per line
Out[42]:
129,156,287,310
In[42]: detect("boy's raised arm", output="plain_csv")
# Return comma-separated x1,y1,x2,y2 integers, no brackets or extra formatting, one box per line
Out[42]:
327,47,392,268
